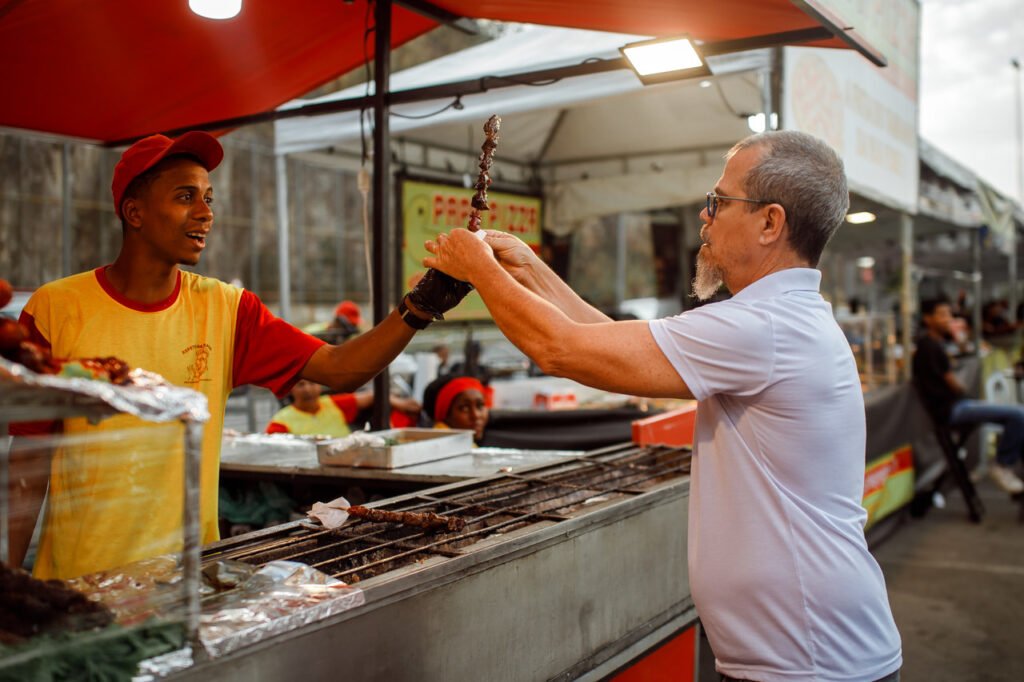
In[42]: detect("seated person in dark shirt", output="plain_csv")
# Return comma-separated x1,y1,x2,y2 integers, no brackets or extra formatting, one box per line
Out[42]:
913,298,1024,494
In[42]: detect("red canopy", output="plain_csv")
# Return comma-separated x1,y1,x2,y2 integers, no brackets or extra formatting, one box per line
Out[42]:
0,0,879,144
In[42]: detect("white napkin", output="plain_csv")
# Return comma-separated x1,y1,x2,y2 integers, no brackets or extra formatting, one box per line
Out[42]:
307,495,351,529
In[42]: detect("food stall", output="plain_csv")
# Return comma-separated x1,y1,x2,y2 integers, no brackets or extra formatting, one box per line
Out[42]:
0,2,892,679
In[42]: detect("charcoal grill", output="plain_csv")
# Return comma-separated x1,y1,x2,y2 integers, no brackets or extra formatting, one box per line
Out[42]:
177,443,696,681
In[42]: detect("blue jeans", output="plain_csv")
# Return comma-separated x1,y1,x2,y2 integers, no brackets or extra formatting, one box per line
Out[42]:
950,399,1024,467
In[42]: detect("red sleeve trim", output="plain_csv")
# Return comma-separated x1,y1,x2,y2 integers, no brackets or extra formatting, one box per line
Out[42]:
330,393,360,423
11,313,58,434
18,312,51,350
390,411,417,429
9,420,62,437
232,290,325,398
266,422,291,434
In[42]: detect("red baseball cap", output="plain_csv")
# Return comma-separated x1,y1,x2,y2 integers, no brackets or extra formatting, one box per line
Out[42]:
334,300,363,326
111,131,224,219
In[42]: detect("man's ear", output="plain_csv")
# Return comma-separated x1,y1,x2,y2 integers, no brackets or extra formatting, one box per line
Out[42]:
122,198,143,230
759,203,787,246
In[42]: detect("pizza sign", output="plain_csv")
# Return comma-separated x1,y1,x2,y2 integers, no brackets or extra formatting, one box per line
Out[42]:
430,192,539,235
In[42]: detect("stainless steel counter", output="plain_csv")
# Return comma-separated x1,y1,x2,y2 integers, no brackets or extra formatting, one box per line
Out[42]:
219,433,580,485
179,443,694,681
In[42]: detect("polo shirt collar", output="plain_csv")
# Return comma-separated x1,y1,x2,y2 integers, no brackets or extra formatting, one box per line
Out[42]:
731,267,821,303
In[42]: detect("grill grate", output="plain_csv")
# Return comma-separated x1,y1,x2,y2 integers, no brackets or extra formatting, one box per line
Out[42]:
203,443,690,583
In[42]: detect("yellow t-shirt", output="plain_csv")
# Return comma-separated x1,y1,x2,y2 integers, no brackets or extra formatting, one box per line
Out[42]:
21,267,323,579
267,395,352,438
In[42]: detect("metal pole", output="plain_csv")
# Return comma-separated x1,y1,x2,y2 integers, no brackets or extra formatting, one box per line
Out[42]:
181,420,203,648
1011,58,1022,322
615,215,627,310
371,0,393,431
275,154,292,321
250,146,261,293
61,144,72,277
1,421,9,565
972,230,984,392
899,212,914,382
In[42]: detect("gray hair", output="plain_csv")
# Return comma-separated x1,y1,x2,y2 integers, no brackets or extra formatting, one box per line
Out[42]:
728,130,849,267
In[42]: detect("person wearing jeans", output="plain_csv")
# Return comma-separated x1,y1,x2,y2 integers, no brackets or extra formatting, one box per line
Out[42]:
913,298,1024,494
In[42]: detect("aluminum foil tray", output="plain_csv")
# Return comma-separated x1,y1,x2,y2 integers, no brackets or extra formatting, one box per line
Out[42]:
316,428,473,469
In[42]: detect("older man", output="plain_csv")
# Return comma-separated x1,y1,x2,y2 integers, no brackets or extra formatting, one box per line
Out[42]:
425,131,901,682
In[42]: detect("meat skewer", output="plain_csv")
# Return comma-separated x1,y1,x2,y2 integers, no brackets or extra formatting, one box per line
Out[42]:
346,505,466,533
406,115,502,321
467,114,501,232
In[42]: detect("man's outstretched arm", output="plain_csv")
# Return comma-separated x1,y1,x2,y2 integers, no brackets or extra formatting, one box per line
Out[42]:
482,231,611,324
425,229,692,399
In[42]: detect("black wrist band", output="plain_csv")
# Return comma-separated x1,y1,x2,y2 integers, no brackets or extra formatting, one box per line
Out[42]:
398,297,432,330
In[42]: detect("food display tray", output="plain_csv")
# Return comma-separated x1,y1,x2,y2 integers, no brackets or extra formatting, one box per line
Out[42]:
316,428,473,469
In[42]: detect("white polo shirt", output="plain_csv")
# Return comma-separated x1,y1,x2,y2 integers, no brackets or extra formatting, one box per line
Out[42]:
649,268,901,682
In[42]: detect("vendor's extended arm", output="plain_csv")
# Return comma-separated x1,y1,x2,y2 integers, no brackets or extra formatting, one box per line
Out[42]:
300,305,427,391
425,229,692,399
483,231,611,324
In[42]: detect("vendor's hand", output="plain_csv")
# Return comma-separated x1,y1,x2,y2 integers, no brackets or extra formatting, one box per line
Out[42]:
483,230,540,283
423,228,493,283
406,268,473,320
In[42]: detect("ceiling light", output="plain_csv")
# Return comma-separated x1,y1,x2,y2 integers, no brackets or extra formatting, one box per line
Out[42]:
189,0,242,20
745,113,779,133
621,36,710,85
699,80,712,88
845,211,877,224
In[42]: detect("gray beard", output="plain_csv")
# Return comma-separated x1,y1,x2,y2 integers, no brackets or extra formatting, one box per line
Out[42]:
692,248,724,301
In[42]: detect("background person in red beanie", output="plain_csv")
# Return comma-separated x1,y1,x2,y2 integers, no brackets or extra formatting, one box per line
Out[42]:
421,375,490,444
9,131,467,579
304,299,365,344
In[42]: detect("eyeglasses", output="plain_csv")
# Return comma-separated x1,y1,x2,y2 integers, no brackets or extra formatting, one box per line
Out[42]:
705,191,774,218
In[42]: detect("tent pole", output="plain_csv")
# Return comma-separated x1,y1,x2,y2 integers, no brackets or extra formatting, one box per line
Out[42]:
971,229,983,392
61,143,72,277
371,0,393,431
275,153,292,321
615,215,627,311
899,212,914,382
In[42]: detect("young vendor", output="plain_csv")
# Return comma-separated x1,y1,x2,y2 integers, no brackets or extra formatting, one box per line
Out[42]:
10,131,467,579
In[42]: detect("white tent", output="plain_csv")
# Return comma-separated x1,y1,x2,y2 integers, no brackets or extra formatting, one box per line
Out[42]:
274,25,767,233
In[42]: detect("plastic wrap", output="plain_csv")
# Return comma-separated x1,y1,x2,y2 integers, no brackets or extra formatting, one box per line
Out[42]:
197,560,365,658
0,357,209,424
69,557,364,659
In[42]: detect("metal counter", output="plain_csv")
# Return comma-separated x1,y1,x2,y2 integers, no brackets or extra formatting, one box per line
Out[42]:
180,444,695,681
219,433,581,486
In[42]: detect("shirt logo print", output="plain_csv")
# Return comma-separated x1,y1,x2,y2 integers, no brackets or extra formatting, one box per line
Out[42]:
182,343,212,384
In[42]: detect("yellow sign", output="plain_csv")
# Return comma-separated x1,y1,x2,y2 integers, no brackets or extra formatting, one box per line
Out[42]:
401,179,542,320
862,444,914,530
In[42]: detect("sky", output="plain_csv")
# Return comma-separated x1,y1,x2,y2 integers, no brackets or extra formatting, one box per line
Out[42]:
920,0,1024,202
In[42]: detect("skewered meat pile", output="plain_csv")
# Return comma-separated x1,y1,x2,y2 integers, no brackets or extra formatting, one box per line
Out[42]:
0,277,131,384
0,563,114,645
346,505,466,533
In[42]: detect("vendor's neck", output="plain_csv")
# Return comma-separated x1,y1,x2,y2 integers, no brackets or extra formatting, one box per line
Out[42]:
106,252,180,304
